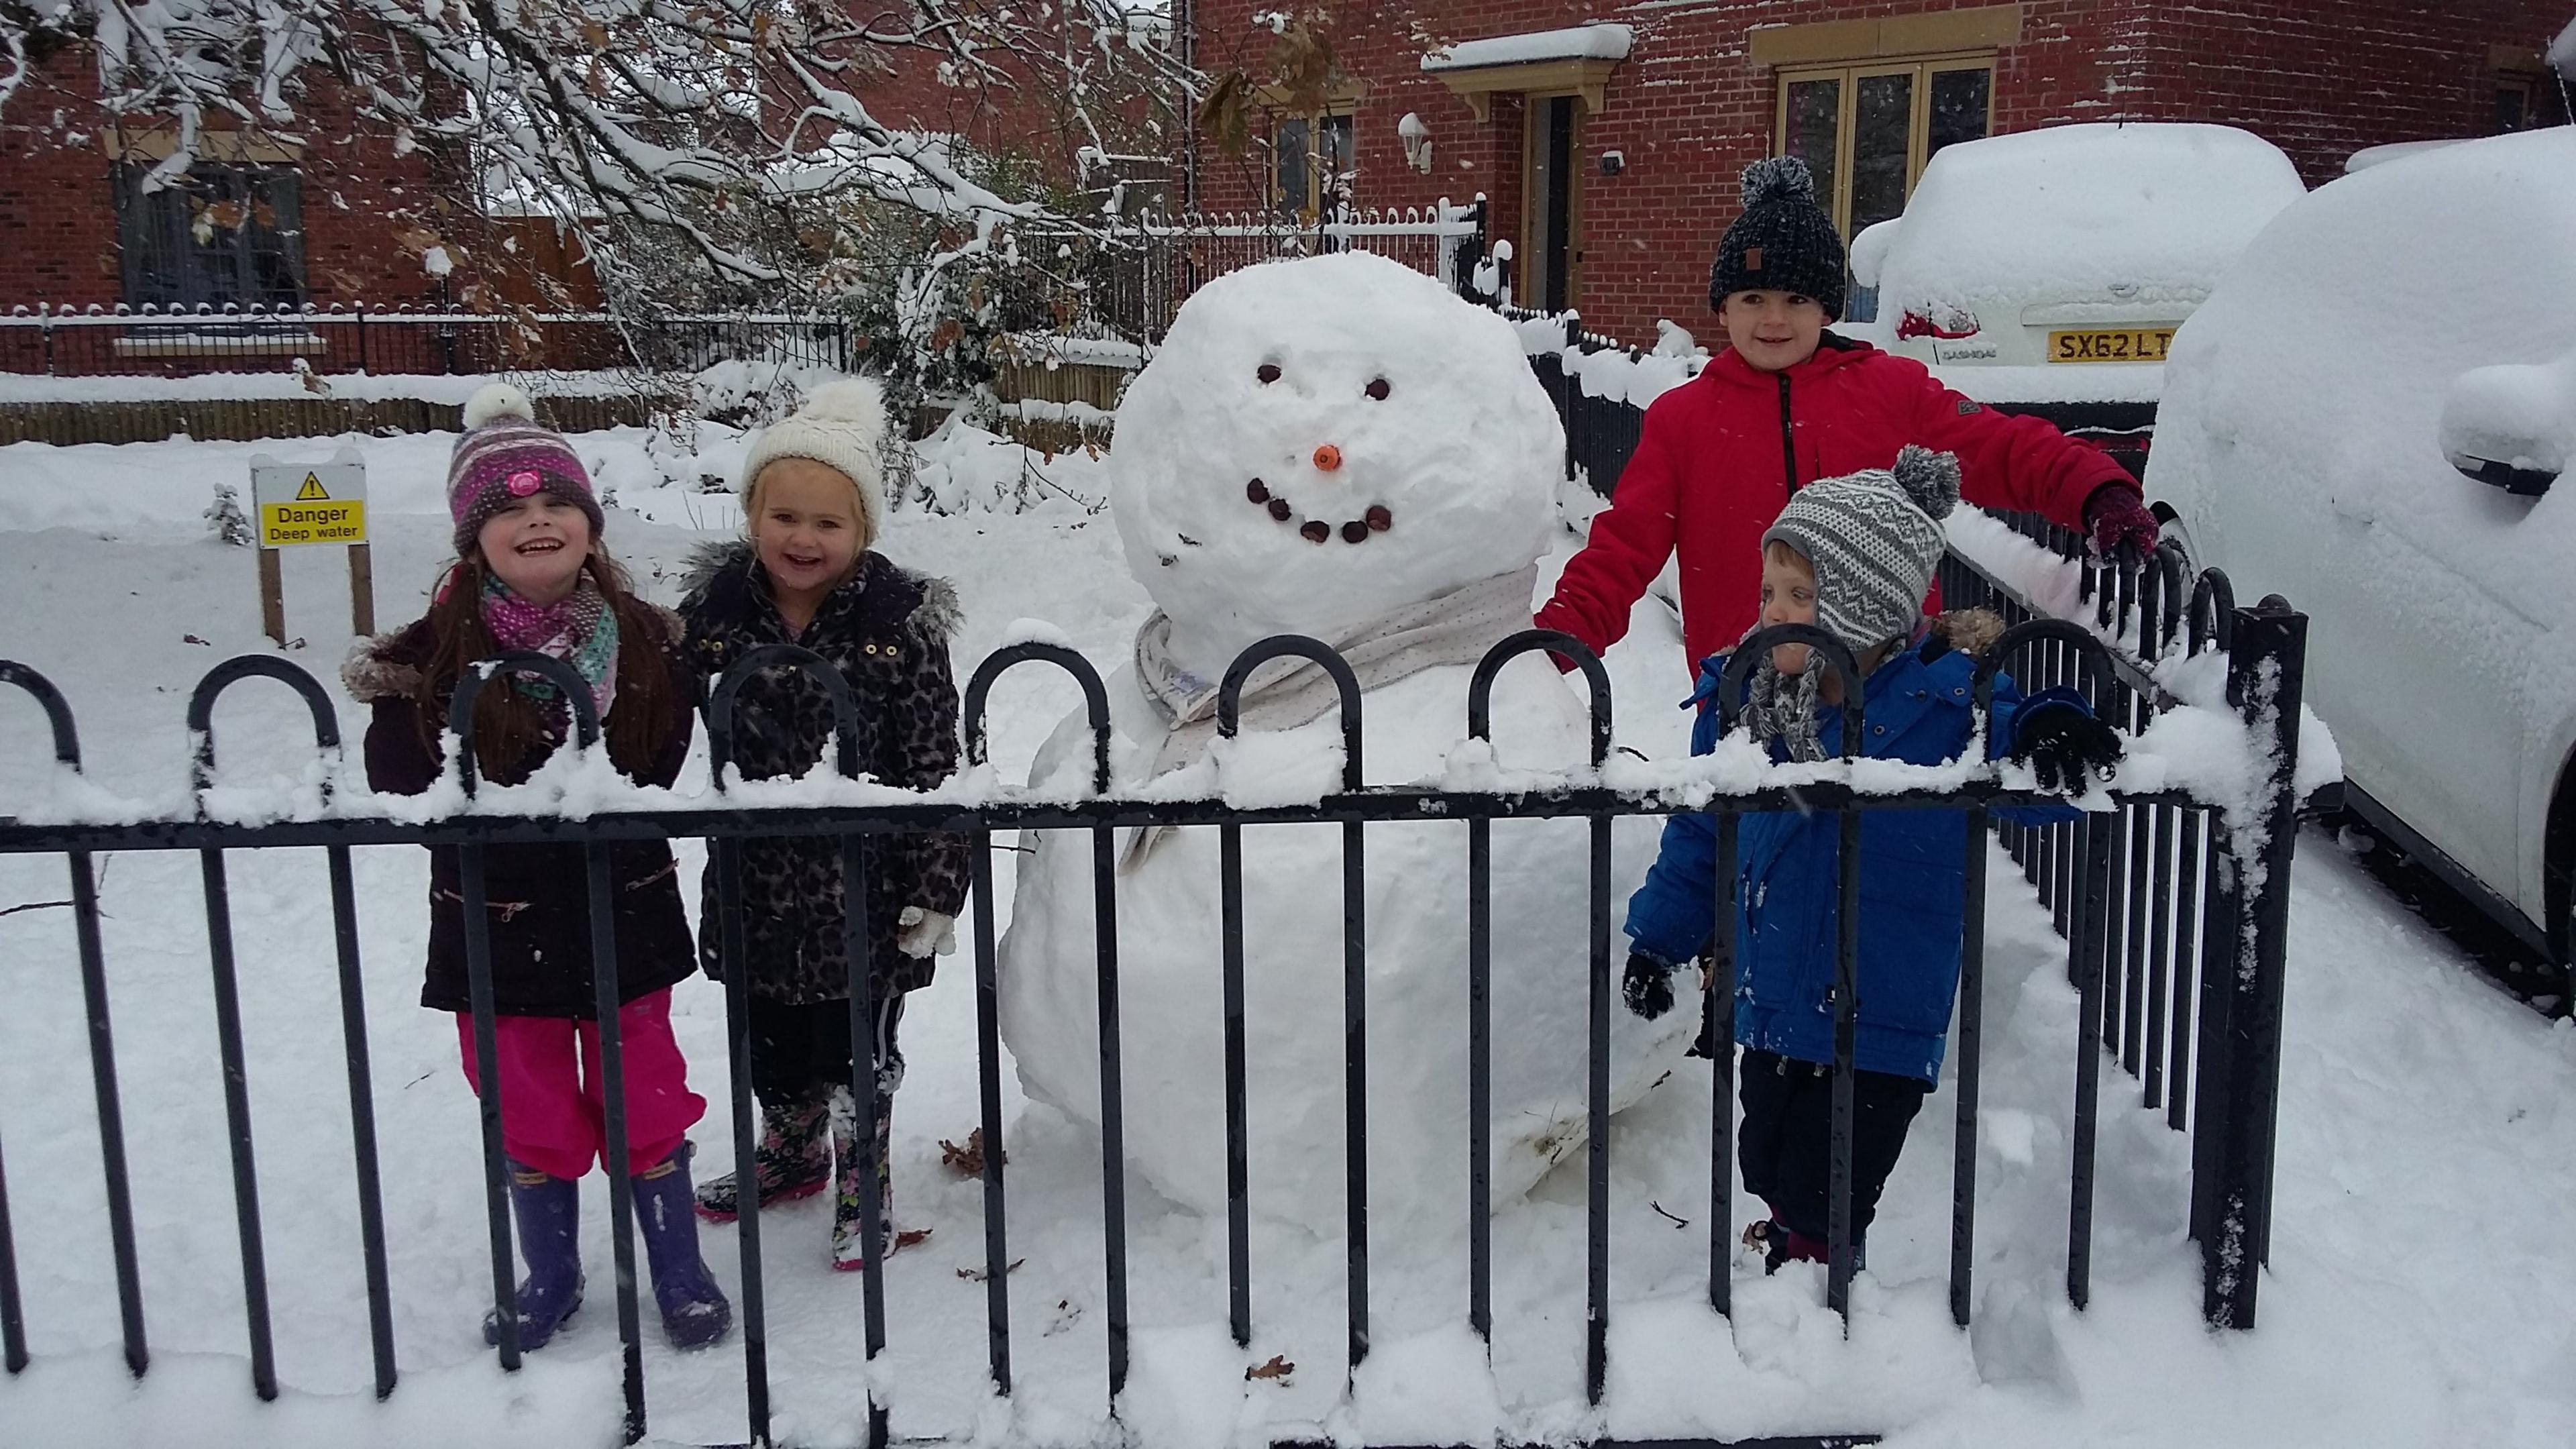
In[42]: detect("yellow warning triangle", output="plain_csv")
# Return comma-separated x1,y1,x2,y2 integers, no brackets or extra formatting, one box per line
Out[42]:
296,474,330,501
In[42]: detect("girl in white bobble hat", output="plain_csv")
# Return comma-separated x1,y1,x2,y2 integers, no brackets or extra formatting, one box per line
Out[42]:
675,378,971,1271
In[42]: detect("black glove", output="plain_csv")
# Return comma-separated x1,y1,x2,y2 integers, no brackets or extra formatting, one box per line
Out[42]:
2010,693,2125,793
1621,951,1675,1020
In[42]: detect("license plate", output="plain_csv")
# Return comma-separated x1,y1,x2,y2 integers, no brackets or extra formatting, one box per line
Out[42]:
2047,327,2174,363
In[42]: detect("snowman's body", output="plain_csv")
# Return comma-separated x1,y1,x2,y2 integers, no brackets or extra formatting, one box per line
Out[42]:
997,254,1695,1233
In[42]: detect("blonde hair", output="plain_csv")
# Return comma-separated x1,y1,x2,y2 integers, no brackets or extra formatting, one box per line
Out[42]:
743,455,877,550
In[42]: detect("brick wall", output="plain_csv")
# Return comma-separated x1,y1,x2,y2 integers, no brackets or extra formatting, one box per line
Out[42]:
1185,0,2569,345
2121,0,2568,183
0,48,453,315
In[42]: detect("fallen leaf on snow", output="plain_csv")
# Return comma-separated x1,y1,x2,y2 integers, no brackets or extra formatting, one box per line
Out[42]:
941,1128,1004,1176
1245,1354,1294,1382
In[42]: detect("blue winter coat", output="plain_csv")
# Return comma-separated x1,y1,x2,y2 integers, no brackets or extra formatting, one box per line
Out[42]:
1624,619,2088,1084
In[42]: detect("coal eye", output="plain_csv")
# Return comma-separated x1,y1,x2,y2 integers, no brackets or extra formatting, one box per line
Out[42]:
1257,363,1281,384
1365,377,1391,400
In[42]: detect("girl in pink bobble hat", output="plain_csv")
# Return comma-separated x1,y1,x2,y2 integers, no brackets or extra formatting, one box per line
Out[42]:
344,381,731,1352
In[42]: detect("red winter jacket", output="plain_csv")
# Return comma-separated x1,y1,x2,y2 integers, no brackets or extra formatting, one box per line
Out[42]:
1536,333,2129,672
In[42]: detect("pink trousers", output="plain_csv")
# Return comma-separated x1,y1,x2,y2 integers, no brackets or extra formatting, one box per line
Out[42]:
455,988,707,1182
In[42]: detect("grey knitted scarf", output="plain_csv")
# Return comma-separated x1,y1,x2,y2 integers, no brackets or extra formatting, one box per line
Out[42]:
1737,651,1829,763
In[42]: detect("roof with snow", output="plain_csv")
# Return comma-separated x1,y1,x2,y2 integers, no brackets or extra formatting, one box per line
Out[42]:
1420,23,1633,72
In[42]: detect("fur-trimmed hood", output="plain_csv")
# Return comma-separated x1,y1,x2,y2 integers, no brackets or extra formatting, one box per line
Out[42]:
678,537,961,645
1919,607,2006,663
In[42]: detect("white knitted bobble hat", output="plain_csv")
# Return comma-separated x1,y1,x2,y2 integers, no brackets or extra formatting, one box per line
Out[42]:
739,376,890,541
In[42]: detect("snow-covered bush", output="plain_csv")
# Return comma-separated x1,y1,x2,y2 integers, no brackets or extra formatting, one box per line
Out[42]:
203,481,252,546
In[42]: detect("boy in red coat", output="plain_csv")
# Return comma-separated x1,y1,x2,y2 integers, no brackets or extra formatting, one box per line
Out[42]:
1536,157,2161,671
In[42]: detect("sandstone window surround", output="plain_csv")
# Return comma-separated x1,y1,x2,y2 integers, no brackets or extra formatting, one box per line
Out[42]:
1753,6,2018,239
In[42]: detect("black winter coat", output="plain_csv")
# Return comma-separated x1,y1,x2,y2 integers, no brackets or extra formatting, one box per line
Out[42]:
347,606,702,1019
678,541,971,1006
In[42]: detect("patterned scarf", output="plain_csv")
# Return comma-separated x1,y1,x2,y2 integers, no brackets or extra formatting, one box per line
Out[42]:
1736,639,1829,765
481,572,620,727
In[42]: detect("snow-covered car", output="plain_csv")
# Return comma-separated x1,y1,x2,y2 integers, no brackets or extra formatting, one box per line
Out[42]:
1854,123,2305,369
2154,126,2576,973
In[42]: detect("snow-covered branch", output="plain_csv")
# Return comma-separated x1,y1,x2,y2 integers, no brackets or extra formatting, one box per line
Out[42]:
2,0,1195,291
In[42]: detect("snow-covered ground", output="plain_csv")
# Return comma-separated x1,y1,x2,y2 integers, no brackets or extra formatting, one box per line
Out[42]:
3,429,2575,1448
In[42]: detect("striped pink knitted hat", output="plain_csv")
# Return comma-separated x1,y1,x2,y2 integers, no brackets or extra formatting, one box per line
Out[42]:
449,384,602,557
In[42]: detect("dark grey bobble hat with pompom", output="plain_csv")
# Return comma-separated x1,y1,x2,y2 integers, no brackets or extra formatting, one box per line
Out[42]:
1761,445,1963,654
1709,156,1848,319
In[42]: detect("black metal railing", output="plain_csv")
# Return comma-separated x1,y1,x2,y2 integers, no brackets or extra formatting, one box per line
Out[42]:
4,203,1488,380
1503,309,1652,500
0,305,856,379
1027,199,1489,343
0,547,2304,1446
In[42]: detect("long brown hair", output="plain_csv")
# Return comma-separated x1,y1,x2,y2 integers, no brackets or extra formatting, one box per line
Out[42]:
412,550,676,780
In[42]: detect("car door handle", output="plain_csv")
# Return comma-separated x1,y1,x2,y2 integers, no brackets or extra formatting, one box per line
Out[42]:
2327,494,2376,527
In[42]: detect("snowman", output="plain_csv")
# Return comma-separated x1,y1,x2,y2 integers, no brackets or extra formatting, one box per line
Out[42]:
997,252,1696,1236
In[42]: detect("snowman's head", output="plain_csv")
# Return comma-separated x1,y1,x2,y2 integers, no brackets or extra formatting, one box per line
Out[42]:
1112,252,1562,672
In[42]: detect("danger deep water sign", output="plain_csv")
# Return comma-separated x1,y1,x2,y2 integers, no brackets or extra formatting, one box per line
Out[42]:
252,459,369,547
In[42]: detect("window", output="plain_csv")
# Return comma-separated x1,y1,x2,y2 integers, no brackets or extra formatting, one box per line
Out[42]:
1270,111,1354,222
1775,58,1992,237
114,162,307,309
2491,72,2564,133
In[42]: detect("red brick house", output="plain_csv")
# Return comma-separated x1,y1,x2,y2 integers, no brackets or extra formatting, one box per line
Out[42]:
0,50,462,315
0,38,1097,327
1183,1,2571,343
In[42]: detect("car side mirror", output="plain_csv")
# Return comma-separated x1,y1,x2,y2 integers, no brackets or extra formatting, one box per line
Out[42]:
2448,453,2557,497
2440,356,2571,500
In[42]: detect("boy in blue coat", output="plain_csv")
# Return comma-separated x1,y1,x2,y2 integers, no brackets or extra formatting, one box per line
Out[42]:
1620,445,2122,1271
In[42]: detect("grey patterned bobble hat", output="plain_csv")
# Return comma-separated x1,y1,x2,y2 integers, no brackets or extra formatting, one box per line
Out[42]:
1762,445,1962,655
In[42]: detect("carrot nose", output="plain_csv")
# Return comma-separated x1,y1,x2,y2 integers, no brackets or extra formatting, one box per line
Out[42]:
1312,443,1343,472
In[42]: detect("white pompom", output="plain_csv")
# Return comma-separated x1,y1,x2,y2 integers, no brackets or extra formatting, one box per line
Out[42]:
798,376,886,423
461,382,535,430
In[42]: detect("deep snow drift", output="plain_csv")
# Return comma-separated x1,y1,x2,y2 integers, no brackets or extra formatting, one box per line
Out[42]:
1,417,2575,1448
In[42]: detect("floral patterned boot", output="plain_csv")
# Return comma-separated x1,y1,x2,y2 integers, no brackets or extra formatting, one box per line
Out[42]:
694,1090,832,1222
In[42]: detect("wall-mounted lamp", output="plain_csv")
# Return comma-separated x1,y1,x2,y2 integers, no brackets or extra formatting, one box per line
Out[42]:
1399,111,1434,174
1599,149,1625,176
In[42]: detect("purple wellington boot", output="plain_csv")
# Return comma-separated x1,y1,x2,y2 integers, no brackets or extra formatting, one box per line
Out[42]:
631,1144,734,1350
483,1163,585,1350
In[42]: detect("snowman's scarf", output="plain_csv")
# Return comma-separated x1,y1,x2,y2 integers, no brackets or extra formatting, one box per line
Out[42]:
1122,565,1540,869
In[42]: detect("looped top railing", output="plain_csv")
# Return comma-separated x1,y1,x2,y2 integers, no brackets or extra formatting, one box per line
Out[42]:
1218,635,1364,792
0,659,83,769
963,641,1112,794
2190,568,2239,659
442,651,600,796
185,655,345,804
1973,618,2120,716
2137,541,2190,661
705,643,859,783
1713,625,1866,755
1468,629,1611,768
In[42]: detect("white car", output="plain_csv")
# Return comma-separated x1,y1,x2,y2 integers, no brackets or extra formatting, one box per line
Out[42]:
1854,123,2305,370
2154,126,2576,975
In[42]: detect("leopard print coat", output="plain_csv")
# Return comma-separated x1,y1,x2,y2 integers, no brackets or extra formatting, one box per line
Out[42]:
679,540,971,1005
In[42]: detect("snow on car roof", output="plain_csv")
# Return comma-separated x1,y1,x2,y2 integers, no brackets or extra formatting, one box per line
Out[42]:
2344,138,2476,174
1876,123,2305,321
2151,126,2576,633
